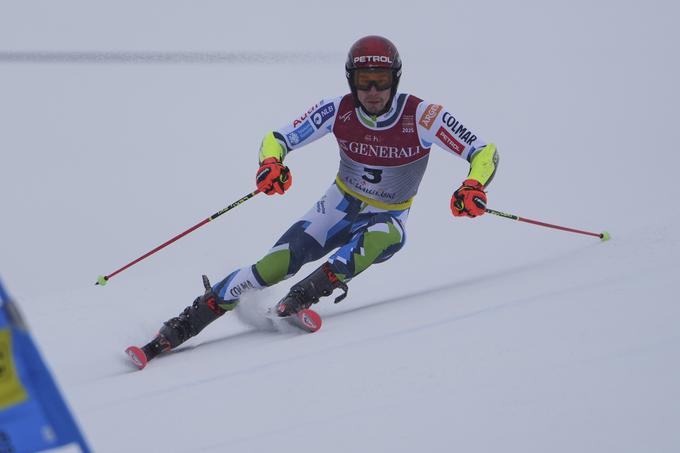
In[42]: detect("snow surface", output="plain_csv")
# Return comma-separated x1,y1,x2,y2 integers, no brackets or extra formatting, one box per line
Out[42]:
2,1,680,451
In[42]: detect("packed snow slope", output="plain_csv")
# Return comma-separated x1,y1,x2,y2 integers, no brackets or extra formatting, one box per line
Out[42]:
1,1,679,452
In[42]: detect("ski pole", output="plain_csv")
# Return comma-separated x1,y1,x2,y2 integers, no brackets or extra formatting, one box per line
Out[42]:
485,208,610,241
96,189,260,286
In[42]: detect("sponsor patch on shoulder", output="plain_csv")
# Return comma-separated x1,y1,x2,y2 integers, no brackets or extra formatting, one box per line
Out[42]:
418,104,443,130
311,102,335,129
286,121,314,146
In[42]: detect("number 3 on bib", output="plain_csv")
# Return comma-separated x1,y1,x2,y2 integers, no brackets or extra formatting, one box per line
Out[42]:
362,167,383,184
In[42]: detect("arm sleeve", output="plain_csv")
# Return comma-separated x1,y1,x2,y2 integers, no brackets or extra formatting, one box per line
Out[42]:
258,97,342,163
415,101,499,187
467,143,499,187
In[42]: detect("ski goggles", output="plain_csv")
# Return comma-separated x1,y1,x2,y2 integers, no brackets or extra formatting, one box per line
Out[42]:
353,69,394,91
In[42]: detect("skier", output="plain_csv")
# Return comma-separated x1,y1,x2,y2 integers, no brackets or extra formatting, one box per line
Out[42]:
133,35,499,364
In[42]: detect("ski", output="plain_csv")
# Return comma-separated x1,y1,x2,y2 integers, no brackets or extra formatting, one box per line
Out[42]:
289,308,323,333
125,346,148,370
126,308,322,370
266,307,323,333
125,335,170,370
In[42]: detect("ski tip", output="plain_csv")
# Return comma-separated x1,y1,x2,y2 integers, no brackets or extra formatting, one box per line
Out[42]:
296,309,322,333
600,231,611,241
125,346,148,370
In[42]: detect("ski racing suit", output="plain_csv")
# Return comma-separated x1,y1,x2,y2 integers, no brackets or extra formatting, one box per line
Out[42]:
211,93,499,310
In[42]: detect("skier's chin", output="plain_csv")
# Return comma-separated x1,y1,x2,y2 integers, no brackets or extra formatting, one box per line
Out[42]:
362,102,386,115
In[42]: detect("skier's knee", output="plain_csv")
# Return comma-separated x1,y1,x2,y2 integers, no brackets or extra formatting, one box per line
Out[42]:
254,246,292,286
358,217,406,267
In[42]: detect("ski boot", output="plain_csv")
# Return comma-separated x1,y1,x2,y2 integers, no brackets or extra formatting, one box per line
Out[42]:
128,275,231,368
275,263,348,317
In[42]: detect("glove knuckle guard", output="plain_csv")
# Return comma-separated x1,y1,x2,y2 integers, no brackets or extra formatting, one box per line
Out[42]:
256,158,292,195
451,179,487,218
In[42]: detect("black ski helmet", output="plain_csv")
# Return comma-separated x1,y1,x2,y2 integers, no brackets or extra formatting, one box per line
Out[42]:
345,35,402,114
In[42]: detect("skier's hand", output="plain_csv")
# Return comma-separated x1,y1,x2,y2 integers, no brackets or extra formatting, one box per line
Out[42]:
256,157,292,195
451,179,487,217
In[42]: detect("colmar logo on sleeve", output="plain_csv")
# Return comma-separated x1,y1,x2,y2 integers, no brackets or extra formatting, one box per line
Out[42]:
441,112,477,145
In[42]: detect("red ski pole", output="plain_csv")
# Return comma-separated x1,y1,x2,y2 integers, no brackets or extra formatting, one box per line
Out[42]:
485,208,610,241
96,189,260,286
